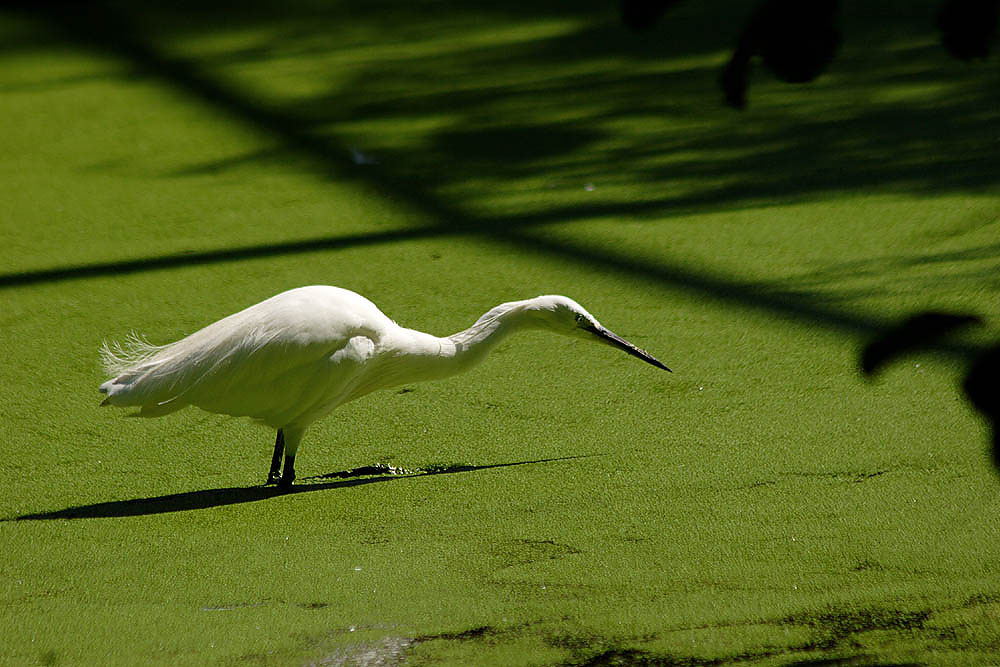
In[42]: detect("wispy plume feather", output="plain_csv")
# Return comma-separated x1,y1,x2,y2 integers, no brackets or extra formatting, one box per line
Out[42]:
100,332,165,377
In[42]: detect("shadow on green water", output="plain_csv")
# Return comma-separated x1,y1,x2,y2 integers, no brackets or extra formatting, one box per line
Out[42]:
1,0,996,352
6,455,593,520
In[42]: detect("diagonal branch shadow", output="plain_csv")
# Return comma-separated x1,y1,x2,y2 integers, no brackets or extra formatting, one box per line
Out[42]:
0,226,455,289
2,2,992,364
6,455,592,521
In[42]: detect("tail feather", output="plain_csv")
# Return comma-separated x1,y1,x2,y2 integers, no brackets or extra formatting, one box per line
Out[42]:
100,332,165,377
99,332,184,414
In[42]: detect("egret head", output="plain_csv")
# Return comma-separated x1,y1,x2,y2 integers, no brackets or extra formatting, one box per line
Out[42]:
528,296,671,371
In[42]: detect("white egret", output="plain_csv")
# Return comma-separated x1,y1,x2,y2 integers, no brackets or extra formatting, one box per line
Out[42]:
99,285,669,487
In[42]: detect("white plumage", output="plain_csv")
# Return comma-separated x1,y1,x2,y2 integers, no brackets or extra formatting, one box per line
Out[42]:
100,285,669,486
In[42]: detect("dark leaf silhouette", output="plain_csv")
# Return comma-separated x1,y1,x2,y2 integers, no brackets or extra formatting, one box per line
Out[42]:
937,0,999,60
721,0,840,109
619,0,682,31
963,344,1000,468
862,311,998,474
861,312,982,376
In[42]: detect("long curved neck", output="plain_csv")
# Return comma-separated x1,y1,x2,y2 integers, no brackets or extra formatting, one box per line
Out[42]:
349,300,546,401
445,299,540,373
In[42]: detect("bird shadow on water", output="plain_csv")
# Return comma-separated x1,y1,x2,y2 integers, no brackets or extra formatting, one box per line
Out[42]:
6,455,594,521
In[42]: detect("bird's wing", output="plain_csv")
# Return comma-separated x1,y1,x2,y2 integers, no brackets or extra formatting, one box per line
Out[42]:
100,286,392,424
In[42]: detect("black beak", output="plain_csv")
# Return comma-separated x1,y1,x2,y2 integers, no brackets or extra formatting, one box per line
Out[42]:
583,324,671,371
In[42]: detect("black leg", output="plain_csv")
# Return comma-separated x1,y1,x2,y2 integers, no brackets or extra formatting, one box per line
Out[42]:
266,429,284,486
278,454,295,488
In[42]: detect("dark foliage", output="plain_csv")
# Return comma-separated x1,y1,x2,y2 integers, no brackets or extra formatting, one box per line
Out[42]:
937,0,1000,59
722,0,840,108
861,312,982,376
619,0,996,108
619,0,682,31
863,312,1000,474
